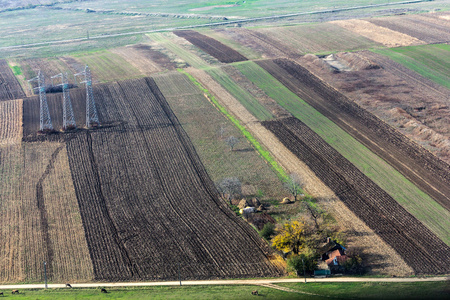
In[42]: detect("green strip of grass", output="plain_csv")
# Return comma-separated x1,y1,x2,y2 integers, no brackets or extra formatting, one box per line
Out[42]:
5,281,448,300
9,64,23,76
206,67,274,121
373,44,450,89
280,281,450,300
179,68,287,182
234,60,450,245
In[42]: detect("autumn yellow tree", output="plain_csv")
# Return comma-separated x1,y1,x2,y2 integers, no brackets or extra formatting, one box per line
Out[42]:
272,221,306,255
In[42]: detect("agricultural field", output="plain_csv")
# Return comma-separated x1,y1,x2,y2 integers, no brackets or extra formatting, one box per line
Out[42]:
297,50,450,163
1,0,450,286
0,59,25,100
262,117,450,274
373,44,450,89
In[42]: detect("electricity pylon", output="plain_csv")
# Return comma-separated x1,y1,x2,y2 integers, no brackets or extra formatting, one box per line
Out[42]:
51,72,76,130
75,65,99,128
28,70,53,132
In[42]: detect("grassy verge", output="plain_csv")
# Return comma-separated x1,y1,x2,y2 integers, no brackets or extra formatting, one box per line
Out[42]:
279,281,450,300
373,44,450,89
234,60,450,245
4,281,449,299
178,68,287,182
0,285,296,300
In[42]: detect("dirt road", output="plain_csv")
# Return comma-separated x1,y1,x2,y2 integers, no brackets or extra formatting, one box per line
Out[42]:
0,276,448,290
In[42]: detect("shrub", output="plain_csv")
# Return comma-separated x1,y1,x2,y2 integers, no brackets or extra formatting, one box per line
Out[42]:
259,222,275,240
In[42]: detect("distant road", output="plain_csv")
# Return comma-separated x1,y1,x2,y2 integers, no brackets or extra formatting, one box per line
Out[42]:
0,0,426,51
0,276,448,290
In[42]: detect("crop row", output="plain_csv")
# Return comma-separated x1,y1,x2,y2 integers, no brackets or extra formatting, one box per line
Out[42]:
174,30,248,64
0,60,25,101
259,58,450,211
65,78,282,280
263,117,450,274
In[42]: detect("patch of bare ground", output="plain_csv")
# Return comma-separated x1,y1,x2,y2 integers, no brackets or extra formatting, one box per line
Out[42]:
298,51,450,164
111,44,176,76
0,99,22,145
331,19,424,47
185,67,413,276
0,142,94,283
368,14,450,44
215,28,295,59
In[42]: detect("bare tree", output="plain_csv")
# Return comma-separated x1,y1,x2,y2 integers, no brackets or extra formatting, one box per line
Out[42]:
218,125,227,139
284,173,303,202
225,136,239,151
216,177,242,205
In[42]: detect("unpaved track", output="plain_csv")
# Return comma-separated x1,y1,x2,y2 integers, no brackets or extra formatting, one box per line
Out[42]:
0,276,447,290
186,67,413,276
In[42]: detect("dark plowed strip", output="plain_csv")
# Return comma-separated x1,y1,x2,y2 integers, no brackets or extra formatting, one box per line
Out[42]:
257,58,450,211
0,60,25,101
59,77,283,281
174,30,247,63
263,117,450,274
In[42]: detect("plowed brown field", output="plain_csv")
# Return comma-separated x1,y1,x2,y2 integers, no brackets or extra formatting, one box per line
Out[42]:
21,77,284,281
174,30,247,63
263,117,450,275
298,51,450,163
0,60,25,101
256,58,450,211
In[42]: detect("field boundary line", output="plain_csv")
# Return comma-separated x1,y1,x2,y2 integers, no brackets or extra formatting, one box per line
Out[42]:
0,276,448,289
177,68,288,182
0,0,427,51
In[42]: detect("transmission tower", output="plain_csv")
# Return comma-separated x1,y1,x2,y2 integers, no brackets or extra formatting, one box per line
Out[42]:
75,65,99,128
51,72,76,130
28,70,53,132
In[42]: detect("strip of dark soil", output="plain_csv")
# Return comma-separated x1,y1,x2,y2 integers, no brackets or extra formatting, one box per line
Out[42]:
263,117,450,274
174,30,248,63
0,59,25,101
61,77,283,281
256,58,450,211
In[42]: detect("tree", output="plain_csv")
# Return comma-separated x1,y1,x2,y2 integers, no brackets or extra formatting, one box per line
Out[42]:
216,177,242,205
225,136,239,151
272,221,306,255
343,248,365,275
287,250,318,276
259,222,275,240
284,173,303,202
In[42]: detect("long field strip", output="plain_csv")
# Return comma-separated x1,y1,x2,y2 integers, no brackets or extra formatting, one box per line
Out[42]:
0,99,22,145
174,30,247,64
72,50,143,82
49,78,283,281
0,142,93,283
254,23,382,55
263,117,450,274
153,71,286,201
0,59,25,101
258,59,450,211
373,44,450,89
368,14,450,44
234,60,450,245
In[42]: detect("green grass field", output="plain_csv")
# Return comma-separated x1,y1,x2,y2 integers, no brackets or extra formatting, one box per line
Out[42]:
2,281,448,299
233,60,450,245
373,44,450,89
153,71,286,201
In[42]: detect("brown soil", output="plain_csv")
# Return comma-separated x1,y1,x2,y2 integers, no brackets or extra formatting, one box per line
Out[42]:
174,30,248,63
298,51,450,164
257,58,450,211
0,99,22,145
331,19,424,47
0,59,25,101
263,117,450,274
186,67,413,276
111,44,177,75
368,14,450,44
